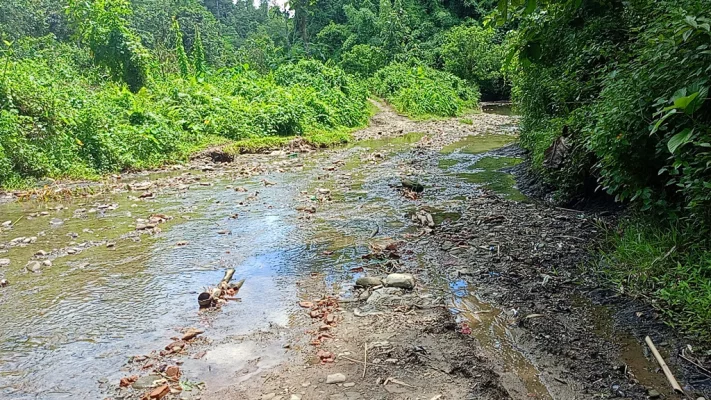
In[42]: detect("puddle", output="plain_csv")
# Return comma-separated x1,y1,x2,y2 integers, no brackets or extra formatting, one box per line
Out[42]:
586,300,678,398
456,171,527,201
469,156,522,170
481,102,516,116
450,280,552,399
441,134,516,155
438,158,461,169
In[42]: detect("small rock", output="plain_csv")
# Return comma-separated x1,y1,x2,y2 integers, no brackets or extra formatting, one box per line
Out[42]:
1,221,11,227
290,395,301,400
35,250,47,257
261,394,276,400
149,384,169,399
647,389,661,398
343,382,355,387
0,259,10,267
165,365,181,380
355,277,383,287
26,261,42,273
326,373,346,384
0,279,8,287
384,273,415,289
42,260,52,267
132,374,162,389
301,382,311,387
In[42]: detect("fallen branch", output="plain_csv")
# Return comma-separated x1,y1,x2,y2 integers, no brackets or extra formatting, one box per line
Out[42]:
679,353,711,378
645,336,684,393
198,268,243,308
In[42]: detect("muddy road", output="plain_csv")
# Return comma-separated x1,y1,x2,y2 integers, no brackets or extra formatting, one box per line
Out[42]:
0,103,709,400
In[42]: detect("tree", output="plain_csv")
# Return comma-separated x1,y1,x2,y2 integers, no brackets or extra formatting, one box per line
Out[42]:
66,0,150,92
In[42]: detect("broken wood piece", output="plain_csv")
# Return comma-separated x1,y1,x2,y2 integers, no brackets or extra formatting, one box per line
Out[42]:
645,336,684,393
197,268,241,308
230,278,245,291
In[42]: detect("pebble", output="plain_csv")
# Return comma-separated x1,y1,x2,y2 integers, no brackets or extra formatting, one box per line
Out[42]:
35,250,47,257
384,273,415,289
42,260,52,267
132,374,162,389
0,259,10,267
261,394,276,400
355,277,383,287
647,389,660,398
26,261,42,273
326,373,346,384
343,382,355,387
290,395,301,400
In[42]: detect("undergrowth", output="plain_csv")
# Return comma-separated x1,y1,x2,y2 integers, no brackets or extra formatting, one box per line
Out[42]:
599,217,711,338
0,40,370,187
371,63,479,119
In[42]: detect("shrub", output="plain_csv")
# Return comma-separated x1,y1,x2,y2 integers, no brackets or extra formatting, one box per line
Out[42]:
0,40,370,187
339,44,387,77
440,24,507,99
371,63,479,118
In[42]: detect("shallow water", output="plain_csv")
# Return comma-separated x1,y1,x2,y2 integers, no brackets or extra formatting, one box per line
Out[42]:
0,122,633,399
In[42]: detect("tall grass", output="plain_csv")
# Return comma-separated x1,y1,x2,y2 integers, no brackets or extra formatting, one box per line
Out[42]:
599,217,711,337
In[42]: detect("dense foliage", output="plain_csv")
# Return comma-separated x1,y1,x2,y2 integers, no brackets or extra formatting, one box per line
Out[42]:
0,39,369,186
0,0,504,187
371,63,479,118
502,0,711,335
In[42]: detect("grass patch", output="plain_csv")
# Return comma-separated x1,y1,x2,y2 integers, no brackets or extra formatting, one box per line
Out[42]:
599,217,711,338
459,118,473,125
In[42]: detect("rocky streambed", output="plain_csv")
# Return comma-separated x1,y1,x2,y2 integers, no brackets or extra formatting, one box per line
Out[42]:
0,103,708,400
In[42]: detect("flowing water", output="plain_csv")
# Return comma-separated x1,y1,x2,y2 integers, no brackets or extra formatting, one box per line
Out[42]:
0,110,667,399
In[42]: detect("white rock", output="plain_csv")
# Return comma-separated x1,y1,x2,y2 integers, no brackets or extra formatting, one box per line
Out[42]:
385,273,415,289
326,373,346,384
0,259,10,267
26,261,42,273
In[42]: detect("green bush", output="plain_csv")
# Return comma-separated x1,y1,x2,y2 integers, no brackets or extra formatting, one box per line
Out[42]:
0,40,370,187
601,217,711,336
339,44,387,77
371,63,479,118
440,23,507,99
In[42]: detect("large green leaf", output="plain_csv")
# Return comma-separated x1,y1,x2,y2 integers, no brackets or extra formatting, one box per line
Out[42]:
667,128,694,154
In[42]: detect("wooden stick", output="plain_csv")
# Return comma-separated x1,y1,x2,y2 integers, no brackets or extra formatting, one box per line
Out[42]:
340,356,364,364
362,343,367,379
221,268,235,284
11,215,23,227
679,354,711,378
645,336,684,393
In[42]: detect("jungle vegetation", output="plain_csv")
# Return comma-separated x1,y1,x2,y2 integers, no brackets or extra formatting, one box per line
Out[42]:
1,0,711,336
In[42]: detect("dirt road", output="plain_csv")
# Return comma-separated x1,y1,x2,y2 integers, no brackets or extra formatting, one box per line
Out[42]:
0,103,708,400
